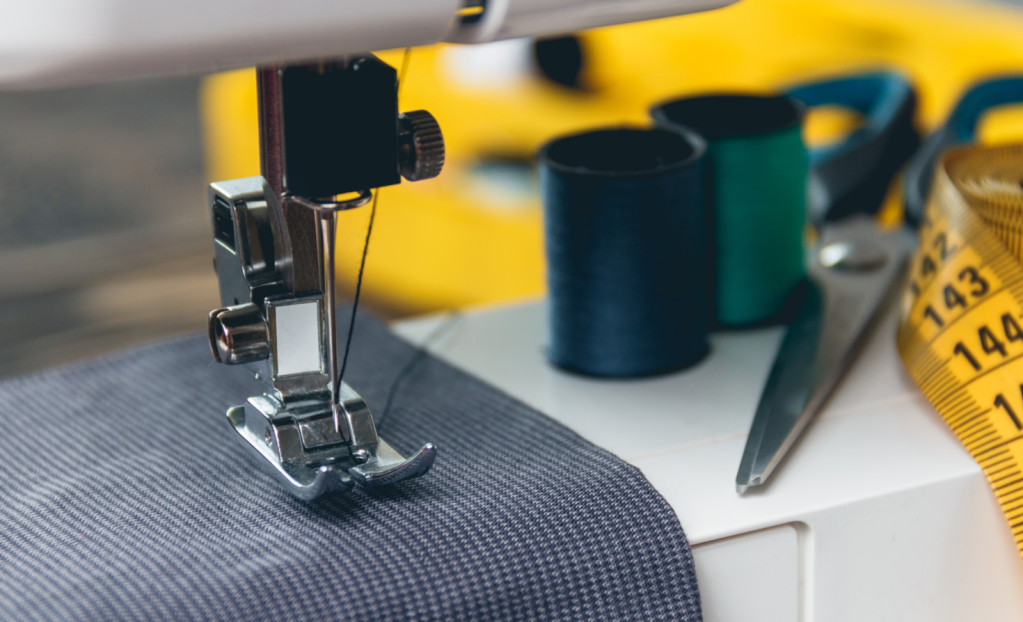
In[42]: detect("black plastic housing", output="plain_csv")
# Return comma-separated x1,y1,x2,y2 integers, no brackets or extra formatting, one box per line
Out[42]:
281,56,400,198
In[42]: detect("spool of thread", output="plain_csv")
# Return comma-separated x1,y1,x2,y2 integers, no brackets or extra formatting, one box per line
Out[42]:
538,127,709,378
652,95,808,327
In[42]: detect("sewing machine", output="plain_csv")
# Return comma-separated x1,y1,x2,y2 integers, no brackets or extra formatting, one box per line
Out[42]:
5,0,1023,619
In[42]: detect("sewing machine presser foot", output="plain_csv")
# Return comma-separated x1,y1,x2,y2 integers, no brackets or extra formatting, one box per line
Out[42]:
225,384,436,501
206,57,445,500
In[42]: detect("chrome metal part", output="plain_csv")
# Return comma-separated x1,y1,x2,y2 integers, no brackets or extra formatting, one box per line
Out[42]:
288,190,373,213
350,440,437,487
227,405,354,501
225,383,435,501
289,191,375,435
339,382,384,451
208,304,269,365
256,66,322,295
322,210,340,433
209,177,282,309
265,296,330,405
207,181,437,499
206,58,442,500
736,216,914,494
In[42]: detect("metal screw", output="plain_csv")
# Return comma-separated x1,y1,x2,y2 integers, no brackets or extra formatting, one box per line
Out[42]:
819,241,888,272
207,303,270,365
352,448,370,464
264,428,273,446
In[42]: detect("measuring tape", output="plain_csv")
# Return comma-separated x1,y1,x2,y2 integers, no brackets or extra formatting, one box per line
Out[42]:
898,143,1023,557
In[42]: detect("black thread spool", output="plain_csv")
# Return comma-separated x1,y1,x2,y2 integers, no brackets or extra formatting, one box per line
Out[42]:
538,127,709,378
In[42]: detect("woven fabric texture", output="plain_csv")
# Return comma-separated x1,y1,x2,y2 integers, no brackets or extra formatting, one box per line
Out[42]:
0,313,702,621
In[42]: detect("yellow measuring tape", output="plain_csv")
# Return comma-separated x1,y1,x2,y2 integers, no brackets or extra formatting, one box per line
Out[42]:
898,143,1023,557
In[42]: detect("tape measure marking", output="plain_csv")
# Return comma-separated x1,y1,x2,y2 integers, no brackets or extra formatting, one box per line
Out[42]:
898,147,1023,556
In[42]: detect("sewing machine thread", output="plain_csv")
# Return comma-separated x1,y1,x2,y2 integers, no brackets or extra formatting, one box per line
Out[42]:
539,127,710,378
653,94,808,327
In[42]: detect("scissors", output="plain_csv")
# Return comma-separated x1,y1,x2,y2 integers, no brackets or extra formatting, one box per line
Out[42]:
738,72,1023,493
736,72,920,494
735,216,913,493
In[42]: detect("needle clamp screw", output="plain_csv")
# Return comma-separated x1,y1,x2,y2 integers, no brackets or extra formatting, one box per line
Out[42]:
399,110,445,182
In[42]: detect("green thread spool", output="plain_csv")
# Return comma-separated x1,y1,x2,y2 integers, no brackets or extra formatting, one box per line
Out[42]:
652,94,808,326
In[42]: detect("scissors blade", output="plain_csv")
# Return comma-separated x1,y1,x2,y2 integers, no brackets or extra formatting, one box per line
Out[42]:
736,216,912,494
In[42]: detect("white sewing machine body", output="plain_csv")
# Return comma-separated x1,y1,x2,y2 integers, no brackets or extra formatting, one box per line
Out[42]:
394,300,1023,621
0,0,733,88
4,0,1023,616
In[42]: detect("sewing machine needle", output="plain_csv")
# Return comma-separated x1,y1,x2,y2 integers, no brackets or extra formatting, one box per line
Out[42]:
318,210,342,434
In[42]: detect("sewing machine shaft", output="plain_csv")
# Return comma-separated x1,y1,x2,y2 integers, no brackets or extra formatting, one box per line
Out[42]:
205,55,444,499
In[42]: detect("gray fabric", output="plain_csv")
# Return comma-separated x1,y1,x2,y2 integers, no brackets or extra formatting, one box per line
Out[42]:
0,313,702,621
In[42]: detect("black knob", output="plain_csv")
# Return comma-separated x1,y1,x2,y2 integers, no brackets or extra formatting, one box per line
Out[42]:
398,110,445,182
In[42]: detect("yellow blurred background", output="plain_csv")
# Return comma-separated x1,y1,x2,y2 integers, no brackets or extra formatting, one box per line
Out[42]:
201,0,1023,317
